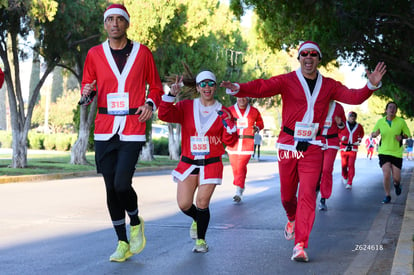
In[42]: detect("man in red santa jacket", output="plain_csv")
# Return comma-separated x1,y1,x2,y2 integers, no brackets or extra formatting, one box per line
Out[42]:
80,4,164,262
318,101,346,211
365,135,377,160
226,97,264,202
221,40,386,262
339,111,365,189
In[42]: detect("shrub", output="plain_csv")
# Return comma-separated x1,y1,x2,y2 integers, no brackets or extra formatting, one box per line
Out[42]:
43,135,56,150
28,132,45,150
55,133,71,151
0,131,12,148
153,137,169,155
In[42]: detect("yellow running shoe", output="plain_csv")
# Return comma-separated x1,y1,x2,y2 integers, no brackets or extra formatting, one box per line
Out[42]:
190,221,197,240
192,239,209,253
130,216,146,254
109,241,133,262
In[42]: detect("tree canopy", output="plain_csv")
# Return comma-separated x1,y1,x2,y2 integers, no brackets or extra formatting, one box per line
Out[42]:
126,0,247,106
230,0,414,117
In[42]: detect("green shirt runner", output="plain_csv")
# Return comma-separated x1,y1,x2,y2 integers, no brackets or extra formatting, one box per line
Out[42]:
372,116,410,158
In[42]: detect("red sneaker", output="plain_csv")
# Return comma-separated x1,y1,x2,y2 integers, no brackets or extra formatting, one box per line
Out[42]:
291,242,309,262
284,220,295,240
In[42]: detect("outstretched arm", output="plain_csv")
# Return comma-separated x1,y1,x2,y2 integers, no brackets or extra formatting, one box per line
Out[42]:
366,62,387,87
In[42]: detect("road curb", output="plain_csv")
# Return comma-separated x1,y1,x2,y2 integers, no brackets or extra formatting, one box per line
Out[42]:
391,171,414,274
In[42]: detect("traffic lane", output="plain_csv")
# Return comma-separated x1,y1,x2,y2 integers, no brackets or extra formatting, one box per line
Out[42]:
0,157,409,274
0,160,280,274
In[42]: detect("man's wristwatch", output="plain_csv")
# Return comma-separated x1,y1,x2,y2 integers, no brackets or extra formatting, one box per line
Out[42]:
146,101,154,109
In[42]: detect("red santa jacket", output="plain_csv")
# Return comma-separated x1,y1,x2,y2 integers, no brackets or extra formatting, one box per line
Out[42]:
81,40,163,141
339,122,365,152
365,137,376,149
0,68,4,88
226,103,264,154
235,69,378,151
321,101,346,149
158,96,238,184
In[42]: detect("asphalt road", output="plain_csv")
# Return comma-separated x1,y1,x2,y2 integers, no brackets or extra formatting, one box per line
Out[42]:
0,155,412,275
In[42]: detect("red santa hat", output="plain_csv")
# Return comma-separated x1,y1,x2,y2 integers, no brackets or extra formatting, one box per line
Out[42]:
298,41,322,58
104,4,130,23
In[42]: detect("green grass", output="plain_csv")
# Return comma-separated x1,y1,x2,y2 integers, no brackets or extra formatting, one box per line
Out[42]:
0,151,179,176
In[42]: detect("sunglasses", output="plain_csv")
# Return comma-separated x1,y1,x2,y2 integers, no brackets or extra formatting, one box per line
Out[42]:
198,81,216,88
300,50,319,57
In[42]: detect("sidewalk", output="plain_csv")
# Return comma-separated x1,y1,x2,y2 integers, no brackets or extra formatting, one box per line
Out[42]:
391,167,414,274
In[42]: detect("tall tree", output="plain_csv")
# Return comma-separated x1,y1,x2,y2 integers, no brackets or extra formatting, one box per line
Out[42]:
38,0,106,165
0,0,105,168
230,0,414,117
0,0,59,168
50,66,63,103
28,27,41,104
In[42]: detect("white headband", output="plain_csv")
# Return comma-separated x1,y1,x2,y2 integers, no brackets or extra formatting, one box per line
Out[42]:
196,71,216,83
104,8,130,23
298,43,322,58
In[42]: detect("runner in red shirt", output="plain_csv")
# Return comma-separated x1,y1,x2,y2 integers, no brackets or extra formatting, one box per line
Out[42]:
227,97,264,202
221,41,386,262
158,71,238,253
339,111,365,189
80,4,163,262
318,101,346,211
365,135,377,160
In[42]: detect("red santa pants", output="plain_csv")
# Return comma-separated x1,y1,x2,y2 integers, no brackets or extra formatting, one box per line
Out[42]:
229,154,251,189
278,145,323,248
320,148,338,199
367,147,374,158
340,150,357,184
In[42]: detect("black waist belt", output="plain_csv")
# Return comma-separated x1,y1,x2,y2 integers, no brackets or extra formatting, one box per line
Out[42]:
98,107,140,115
181,156,221,166
342,143,353,146
283,126,294,136
283,126,321,152
283,126,321,137
239,135,254,139
323,133,338,139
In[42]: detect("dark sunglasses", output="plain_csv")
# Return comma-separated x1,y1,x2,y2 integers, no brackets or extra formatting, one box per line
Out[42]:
300,50,319,57
198,81,216,88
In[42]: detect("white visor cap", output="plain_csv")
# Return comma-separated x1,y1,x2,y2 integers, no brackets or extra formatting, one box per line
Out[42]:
196,71,216,84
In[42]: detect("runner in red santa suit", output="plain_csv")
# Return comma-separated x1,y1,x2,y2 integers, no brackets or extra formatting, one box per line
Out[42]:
365,135,377,160
318,101,346,211
0,67,4,88
226,97,264,203
80,4,163,262
220,41,386,262
339,111,365,189
158,71,238,253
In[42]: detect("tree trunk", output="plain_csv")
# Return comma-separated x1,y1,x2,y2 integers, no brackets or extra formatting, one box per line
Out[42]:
3,31,56,168
11,130,28,168
70,128,91,165
140,141,155,161
70,99,97,165
168,123,180,160
0,85,6,130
